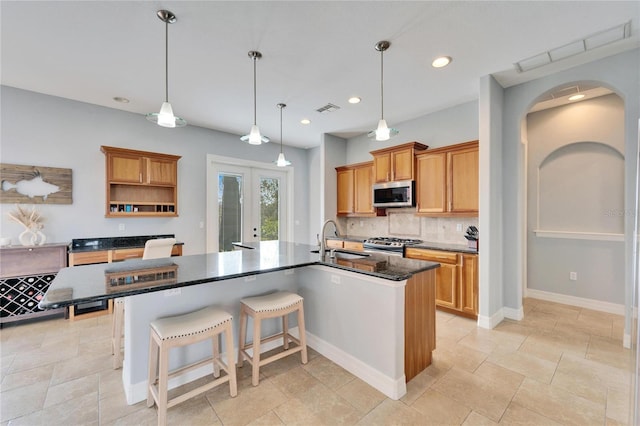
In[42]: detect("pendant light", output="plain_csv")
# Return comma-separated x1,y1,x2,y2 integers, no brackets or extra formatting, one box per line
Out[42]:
368,40,398,141
145,10,186,128
274,103,291,167
241,51,269,145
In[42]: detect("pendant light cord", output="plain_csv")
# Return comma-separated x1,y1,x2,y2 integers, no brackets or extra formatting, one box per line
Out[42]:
380,47,384,120
253,56,257,126
165,18,169,103
280,105,283,153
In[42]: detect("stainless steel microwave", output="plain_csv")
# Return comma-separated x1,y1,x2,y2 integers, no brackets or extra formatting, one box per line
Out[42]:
372,180,415,208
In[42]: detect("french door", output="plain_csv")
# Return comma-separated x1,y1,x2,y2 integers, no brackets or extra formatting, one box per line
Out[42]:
208,160,289,252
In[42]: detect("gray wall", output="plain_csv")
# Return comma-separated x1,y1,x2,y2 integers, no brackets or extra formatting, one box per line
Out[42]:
0,86,312,252
346,101,479,164
501,48,639,314
526,94,625,304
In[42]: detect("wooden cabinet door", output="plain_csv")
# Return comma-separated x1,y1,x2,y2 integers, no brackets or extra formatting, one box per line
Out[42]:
373,152,391,183
460,254,478,315
336,169,354,215
416,153,446,213
435,263,458,309
353,164,374,215
448,146,479,213
109,153,143,183
147,158,177,185
391,147,414,181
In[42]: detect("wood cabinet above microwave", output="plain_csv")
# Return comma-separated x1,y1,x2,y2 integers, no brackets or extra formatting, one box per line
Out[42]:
336,161,376,217
415,140,478,217
370,142,428,183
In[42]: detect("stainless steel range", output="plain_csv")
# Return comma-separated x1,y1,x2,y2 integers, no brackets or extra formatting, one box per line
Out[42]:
363,237,422,256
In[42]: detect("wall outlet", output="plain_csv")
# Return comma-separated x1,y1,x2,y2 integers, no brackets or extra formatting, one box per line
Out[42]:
331,275,341,284
245,275,256,282
284,269,295,275
456,223,463,232
360,221,364,227
199,221,204,229
118,223,125,231
164,288,181,297
570,272,577,281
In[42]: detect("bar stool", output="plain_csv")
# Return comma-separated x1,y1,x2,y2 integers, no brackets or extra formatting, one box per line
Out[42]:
237,291,308,386
147,306,237,426
111,237,176,369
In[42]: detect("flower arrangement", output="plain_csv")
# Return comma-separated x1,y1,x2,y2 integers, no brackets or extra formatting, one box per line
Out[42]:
7,205,46,246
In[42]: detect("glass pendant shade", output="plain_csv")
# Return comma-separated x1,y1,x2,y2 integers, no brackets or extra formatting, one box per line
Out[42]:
375,119,390,141
248,124,262,145
158,102,176,127
275,152,291,167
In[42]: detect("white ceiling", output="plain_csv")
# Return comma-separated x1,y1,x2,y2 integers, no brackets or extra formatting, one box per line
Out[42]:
2,1,639,149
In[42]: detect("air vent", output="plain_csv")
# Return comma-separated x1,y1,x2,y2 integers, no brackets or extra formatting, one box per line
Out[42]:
316,103,341,114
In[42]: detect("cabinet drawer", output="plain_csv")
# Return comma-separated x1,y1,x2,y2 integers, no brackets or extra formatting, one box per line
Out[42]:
343,241,364,251
1,246,67,277
326,239,343,249
405,248,458,264
112,248,144,261
69,251,110,266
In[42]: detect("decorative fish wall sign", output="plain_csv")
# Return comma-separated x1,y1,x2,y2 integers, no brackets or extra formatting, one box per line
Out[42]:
0,164,72,204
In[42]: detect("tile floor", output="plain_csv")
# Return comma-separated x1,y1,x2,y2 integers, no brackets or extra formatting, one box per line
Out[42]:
0,298,633,425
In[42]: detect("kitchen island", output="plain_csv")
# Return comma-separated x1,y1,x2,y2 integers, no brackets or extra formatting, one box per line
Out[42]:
40,241,439,403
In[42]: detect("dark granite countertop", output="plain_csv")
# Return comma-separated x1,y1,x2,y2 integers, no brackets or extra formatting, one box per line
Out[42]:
40,241,439,309
69,234,184,252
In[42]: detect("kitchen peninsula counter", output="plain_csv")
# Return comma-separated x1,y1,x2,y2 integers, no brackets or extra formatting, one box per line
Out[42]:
40,241,439,404
41,241,438,308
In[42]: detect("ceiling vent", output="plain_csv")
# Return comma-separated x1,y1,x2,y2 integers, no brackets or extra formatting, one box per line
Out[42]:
514,21,631,73
316,103,341,114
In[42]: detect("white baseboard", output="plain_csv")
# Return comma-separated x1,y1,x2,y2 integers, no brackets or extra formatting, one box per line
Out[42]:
304,330,407,400
526,288,625,315
503,306,524,321
477,309,504,329
125,329,294,405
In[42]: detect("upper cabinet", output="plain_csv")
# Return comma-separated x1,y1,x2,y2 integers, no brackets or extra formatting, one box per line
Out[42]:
416,140,478,216
101,146,181,218
336,162,375,217
370,142,428,183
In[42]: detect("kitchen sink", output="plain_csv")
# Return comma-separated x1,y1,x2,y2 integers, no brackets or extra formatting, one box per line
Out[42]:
310,249,370,260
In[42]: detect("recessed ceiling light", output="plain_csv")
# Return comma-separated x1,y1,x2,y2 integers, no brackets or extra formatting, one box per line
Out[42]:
113,96,130,103
300,118,311,125
568,94,585,101
431,56,452,68
348,96,361,104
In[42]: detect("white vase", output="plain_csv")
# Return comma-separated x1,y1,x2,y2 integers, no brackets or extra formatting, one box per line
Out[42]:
18,229,46,246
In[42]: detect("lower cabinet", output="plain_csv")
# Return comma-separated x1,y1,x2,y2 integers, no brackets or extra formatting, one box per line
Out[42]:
405,247,478,318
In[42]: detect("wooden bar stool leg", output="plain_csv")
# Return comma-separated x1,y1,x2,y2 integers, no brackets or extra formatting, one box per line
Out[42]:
212,333,220,378
224,322,238,397
147,333,158,408
237,307,247,368
251,315,261,386
297,303,308,364
282,314,289,350
157,344,170,426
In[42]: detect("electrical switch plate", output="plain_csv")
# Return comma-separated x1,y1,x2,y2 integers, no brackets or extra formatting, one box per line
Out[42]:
284,269,295,275
164,288,181,297
570,272,577,281
456,223,463,232
245,276,256,282
118,223,125,231
199,221,204,229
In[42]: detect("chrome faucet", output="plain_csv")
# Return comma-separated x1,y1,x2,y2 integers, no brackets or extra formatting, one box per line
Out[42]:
319,219,339,257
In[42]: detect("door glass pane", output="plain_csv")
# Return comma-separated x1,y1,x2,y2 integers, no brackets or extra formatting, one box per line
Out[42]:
218,173,243,252
260,177,279,241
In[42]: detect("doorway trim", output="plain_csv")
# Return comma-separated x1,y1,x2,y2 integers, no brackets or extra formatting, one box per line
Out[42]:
206,154,295,253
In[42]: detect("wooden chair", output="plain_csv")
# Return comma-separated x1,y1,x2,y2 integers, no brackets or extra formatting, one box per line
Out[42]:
237,291,308,386
111,237,176,369
147,306,237,426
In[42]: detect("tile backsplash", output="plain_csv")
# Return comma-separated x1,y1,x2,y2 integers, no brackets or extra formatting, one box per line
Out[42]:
339,209,478,246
